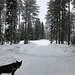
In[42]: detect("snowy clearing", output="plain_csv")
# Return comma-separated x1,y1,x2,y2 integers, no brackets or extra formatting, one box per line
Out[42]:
0,39,75,75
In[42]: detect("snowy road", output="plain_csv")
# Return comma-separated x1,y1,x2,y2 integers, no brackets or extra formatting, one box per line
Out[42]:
16,40,75,75
0,40,75,75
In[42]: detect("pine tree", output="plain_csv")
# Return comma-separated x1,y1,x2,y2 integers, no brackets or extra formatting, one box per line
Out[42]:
0,0,5,45
71,0,75,45
34,18,41,40
46,0,59,43
46,0,71,44
22,0,39,44
17,0,23,42
6,0,17,44
27,20,34,40
20,22,25,40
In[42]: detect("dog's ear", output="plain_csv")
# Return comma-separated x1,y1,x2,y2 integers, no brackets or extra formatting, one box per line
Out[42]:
20,61,22,65
20,61,22,63
16,60,18,63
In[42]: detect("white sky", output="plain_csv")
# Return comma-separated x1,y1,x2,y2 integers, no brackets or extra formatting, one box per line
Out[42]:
36,0,73,24
36,0,49,24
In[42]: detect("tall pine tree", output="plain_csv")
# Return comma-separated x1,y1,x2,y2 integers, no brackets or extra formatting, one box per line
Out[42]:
0,0,5,45
6,0,17,44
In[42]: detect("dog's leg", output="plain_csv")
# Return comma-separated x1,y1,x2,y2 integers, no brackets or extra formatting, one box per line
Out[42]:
11,72,14,75
11,71,15,75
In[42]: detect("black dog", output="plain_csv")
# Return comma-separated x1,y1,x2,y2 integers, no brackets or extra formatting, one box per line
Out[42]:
0,61,22,75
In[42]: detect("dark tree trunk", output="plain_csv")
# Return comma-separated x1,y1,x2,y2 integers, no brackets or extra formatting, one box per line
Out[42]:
13,9,17,44
10,18,12,45
56,16,58,44
58,9,61,44
68,0,70,45
24,23,28,44
61,0,65,44
0,8,4,45
18,8,20,42
0,9,2,44
24,1,28,44
50,25,53,44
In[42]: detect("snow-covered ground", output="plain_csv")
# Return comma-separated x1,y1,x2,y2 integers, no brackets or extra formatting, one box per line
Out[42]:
0,39,75,75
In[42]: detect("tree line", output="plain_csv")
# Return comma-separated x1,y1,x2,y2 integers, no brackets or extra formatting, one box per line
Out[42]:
0,0,45,45
0,0,75,45
46,0,75,45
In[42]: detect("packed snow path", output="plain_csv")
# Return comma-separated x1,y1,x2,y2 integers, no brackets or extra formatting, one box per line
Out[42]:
16,40,75,75
0,40,75,75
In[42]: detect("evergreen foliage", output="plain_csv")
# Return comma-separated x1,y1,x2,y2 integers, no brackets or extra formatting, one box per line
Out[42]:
6,0,17,44
34,18,40,40
0,0,75,46
0,0,5,45
46,0,71,45
22,0,39,44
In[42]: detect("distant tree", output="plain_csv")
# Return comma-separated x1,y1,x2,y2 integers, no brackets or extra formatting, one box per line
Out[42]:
34,18,41,40
27,20,34,40
22,0,39,44
17,0,23,42
20,22,25,40
40,22,44,39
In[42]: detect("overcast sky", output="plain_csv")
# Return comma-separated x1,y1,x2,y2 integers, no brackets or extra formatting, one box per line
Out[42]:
36,0,73,24
36,0,49,24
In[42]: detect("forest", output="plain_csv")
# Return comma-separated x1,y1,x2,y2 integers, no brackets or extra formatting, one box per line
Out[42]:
0,0,75,45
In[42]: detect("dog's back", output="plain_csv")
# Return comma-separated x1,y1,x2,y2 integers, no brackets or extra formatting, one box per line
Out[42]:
0,61,22,75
